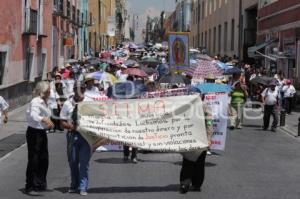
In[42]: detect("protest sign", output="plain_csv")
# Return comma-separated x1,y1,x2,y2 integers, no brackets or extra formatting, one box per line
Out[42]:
204,93,229,150
77,95,208,152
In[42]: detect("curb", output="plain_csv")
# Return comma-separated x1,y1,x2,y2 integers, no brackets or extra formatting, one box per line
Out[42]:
278,126,298,137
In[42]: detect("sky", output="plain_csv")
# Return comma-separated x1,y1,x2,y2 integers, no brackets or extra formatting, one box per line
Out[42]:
126,0,177,43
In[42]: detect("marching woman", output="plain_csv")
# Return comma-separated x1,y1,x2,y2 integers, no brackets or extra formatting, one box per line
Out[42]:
60,82,92,196
25,81,54,196
179,95,213,194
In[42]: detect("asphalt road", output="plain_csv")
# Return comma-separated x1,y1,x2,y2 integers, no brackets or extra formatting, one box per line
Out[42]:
0,125,300,199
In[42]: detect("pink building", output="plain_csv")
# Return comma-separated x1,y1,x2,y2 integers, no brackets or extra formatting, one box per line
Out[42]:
0,0,52,108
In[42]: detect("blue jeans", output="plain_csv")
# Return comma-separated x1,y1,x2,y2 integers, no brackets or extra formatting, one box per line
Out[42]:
67,132,91,192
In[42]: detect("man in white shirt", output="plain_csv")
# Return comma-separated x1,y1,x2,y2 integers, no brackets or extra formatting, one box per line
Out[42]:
282,79,296,114
261,81,279,132
115,64,128,82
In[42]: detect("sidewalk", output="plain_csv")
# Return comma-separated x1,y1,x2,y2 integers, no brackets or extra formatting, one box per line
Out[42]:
0,105,28,158
278,108,300,137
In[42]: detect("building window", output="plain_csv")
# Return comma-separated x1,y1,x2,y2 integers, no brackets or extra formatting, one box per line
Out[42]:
218,24,221,53
0,52,6,84
38,53,46,77
99,0,101,23
224,21,228,52
201,32,204,47
205,1,208,17
213,27,216,53
209,29,211,53
202,1,205,19
231,18,235,51
60,35,64,57
214,0,217,11
198,3,201,23
205,31,207,49
24,51,33,81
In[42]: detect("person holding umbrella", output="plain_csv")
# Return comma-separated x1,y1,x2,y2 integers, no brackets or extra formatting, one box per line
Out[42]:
261,81,279,132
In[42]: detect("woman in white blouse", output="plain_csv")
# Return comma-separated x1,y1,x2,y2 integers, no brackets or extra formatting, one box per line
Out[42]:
25,81,54,196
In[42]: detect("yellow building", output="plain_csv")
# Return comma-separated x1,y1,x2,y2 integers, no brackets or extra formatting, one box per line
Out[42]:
89,0,116,53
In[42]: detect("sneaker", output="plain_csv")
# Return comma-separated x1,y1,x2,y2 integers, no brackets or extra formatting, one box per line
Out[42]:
236,125,242,129
132,158,138,164
207,151,212,156
271,128,276,132
190,186,201,192
25,190,41,196
68,189,77,193
80,191,88,196
179,184,190,194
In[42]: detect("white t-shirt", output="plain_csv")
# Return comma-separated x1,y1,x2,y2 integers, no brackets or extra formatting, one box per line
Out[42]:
261,87,279,105
282,85,296,98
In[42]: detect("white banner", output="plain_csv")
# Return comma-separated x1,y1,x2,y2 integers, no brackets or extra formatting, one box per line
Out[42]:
78,95,208,152
204,93,229,150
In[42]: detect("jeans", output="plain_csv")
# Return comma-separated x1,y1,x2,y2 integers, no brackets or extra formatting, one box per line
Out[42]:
67,132,91,192
263,105,278,129
25,127,49,191
180,151,207,188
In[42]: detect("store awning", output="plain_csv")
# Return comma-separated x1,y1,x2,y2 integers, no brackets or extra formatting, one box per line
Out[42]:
248,39,277,58
255,51,288,62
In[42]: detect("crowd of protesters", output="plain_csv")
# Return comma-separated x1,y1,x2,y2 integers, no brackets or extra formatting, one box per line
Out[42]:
16,43,300,196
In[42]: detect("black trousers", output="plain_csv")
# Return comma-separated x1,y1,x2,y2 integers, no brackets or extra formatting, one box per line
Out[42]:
284,97,293,114
25,127,49,191
180,151,207,188
263,105,278,129
123,146,137,159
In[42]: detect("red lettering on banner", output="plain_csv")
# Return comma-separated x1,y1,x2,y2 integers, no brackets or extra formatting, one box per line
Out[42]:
112,102,120,116
138,103,152,114
154,100,165,114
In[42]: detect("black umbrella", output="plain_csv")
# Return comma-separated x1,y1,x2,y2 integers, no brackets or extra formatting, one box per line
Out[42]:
157,74,187,84
224,67,242,75
140,66,157,75
250,76,277,86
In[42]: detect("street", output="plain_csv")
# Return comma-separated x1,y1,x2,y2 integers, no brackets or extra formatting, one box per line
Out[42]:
0,121,300,199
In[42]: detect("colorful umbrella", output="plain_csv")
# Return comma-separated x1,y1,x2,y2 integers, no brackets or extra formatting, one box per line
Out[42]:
90,72,117,84
187,60,223,79
124,59,138,67
193,83,232,94
124,68,148,77
100,51,112,58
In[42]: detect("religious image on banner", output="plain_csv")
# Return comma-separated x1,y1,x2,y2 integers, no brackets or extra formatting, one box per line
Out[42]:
168,32,189,70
